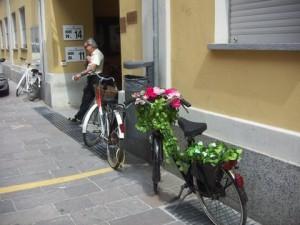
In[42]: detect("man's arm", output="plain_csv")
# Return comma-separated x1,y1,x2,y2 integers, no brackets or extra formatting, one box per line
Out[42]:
73,64,96,80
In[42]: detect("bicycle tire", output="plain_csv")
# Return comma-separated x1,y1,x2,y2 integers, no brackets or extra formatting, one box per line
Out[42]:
82,104,103,147
195,169,247,225
106,105,125,169
152,137,162,194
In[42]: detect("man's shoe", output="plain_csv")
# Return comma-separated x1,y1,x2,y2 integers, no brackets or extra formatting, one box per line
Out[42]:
68,117,81,122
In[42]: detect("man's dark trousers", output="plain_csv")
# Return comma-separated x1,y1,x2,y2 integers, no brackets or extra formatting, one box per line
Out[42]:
75,75,99,121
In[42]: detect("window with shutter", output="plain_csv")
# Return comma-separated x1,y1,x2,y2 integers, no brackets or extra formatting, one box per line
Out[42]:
0,21,4,49
230,0,300,44
19,7,27,48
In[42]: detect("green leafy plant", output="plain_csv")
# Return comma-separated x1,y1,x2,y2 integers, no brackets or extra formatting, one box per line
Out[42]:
185,142,243,166
133,87,243,173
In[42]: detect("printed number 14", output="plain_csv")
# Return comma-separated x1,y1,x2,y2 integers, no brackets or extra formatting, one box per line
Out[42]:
75,30,82,39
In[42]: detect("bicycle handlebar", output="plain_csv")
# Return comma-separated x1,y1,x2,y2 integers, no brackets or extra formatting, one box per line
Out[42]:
95,73,115,84
180,98,191,107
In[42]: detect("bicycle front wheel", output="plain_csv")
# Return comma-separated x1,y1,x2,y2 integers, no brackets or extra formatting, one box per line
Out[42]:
82,104,103,147
106,105,125,169
195,169,247,225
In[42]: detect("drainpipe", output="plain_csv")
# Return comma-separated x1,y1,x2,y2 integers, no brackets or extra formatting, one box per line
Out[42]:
6,0,13,63
38,0,48,102
152,0,159,86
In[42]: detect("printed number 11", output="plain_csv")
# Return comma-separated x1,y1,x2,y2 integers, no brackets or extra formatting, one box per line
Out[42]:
79,52,85,60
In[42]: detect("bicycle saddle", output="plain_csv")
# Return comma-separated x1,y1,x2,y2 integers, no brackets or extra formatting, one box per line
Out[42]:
31,69,39,73
178,117,207,138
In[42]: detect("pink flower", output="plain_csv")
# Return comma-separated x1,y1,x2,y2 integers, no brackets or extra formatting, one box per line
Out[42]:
170,98,181,109
165,88,180,99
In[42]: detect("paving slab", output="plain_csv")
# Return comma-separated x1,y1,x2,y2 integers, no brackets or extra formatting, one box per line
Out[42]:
0,81,262,225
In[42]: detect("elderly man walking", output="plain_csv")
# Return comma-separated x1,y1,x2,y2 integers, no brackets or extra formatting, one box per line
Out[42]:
69,38,104,122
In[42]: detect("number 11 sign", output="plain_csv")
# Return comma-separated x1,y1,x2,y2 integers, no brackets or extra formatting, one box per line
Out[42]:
63,25,84,40
65,47,86,62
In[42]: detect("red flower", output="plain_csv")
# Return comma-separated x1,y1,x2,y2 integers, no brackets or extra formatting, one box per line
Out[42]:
170,98,181,109
144,87,158,101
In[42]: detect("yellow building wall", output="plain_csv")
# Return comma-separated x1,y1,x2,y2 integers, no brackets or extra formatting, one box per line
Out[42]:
0,0,9,59
171,0,300,132
0,0,39,64
44,0,94,74
119,0,143,76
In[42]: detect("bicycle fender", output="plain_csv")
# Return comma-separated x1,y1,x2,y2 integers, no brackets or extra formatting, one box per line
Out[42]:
114,110,124,139
82,103,98,133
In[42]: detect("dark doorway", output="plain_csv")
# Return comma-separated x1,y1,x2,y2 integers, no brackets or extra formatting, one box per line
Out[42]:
93,0,122,89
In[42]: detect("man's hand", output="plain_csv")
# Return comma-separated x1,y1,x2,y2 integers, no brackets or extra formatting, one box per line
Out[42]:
73,73,81,81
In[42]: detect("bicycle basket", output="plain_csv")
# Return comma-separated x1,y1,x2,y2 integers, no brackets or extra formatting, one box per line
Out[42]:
98,84,118,102
192,161,224,193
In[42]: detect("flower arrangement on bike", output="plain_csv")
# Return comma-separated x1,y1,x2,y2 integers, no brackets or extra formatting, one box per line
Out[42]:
133,87,248,225
133,86,243,172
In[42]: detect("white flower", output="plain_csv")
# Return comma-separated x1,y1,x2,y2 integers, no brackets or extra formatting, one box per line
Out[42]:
209,142,217,147
153,87,165,95
197,141,204,146
135,98,146,105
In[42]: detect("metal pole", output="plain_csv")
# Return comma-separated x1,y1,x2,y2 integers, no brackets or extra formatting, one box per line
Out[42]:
152,0,159,86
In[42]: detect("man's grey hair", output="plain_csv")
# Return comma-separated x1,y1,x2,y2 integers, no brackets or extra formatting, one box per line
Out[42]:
85,38,98,48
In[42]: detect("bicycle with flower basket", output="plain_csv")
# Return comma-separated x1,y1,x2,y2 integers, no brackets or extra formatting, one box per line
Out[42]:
133,86,248,225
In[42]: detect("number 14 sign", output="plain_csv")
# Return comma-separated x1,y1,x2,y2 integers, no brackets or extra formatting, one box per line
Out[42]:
63,25,84,40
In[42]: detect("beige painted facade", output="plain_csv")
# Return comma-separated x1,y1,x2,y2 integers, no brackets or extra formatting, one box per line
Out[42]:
171,0,300,133
119,0,143,76
0,0,39,64
44,0,94,74
0,0,299,141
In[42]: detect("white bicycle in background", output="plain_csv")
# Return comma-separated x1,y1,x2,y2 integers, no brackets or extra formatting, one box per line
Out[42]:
16,61,42,100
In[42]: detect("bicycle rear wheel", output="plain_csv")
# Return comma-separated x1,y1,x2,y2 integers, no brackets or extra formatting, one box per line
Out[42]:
152,136,162,194
106,106,125,169
195,169,247,225
28,80,40,101
82,104,103,147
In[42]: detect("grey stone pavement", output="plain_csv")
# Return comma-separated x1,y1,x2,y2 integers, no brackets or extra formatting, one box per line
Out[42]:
0,81,261,225
0,81,201,225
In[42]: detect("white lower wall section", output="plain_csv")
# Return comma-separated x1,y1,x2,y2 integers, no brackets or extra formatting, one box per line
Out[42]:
180,107,300,166
46,73,85,108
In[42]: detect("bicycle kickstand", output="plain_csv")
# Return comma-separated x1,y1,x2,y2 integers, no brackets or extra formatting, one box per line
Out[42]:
174,188,193,210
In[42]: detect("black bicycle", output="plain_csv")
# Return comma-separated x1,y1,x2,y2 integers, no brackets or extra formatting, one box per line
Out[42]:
146,98,248,225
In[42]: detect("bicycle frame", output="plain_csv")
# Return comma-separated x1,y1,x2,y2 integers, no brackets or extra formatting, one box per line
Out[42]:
82,85,125,140
16,63,41,95
16,66,31,93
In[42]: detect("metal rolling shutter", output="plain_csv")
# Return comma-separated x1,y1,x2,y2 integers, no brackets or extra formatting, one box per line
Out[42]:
230,0,300,44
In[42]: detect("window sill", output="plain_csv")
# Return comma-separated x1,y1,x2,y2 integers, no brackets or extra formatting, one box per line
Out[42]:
207,43,300,51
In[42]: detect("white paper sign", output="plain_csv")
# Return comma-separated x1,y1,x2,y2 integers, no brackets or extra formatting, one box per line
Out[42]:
63,25,84,40
65,47,85,62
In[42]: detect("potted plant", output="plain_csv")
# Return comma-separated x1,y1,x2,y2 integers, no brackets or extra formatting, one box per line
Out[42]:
186,142,243,191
